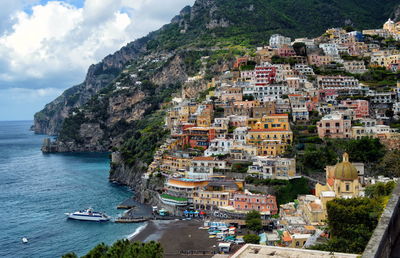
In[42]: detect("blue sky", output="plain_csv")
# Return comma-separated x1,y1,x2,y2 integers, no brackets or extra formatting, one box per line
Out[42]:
0,0,195,121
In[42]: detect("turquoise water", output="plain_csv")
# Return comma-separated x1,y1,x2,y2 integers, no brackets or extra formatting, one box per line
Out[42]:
0,121,142,257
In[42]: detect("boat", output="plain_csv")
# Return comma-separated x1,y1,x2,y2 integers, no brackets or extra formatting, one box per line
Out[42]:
21,237,28,244
65,208,110,222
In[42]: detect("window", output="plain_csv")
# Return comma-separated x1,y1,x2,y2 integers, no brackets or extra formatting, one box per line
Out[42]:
346,184,350,191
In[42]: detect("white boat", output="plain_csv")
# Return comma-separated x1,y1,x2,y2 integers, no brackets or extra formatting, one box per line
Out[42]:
65,208,110,222
21,237,28,243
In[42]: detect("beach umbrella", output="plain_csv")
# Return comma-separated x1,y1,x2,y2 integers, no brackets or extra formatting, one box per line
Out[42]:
184,210,189,214
200,211,206,215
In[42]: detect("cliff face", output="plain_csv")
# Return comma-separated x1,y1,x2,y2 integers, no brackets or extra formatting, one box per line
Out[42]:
44,53,189,152
33,38,150,135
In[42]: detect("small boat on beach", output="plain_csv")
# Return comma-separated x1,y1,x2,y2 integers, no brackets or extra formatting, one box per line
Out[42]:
65,208,110,222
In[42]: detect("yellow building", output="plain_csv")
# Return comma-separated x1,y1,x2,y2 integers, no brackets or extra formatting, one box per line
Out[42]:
192,181,243,210
247,114,290,130
160,155,192,173
196,107,213,127
246,114,293,156
229,145,258,160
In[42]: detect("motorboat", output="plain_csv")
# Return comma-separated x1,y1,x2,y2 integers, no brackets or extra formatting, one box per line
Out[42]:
65,208,110,222
21,237,28,243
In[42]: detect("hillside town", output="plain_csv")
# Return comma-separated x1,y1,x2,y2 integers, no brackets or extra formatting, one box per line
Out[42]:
113,19,400,253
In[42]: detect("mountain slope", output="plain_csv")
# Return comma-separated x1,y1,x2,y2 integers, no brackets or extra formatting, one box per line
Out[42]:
34,0,400,136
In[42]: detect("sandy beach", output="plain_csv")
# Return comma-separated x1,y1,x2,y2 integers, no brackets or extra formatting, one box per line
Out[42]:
131,219,219,257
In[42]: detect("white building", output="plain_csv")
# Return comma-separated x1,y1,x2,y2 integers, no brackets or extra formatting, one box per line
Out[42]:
253,84,289,100
319,43,339,56
248,156,296,179
294,64,315,76
188,157,227,179
233,127,248,144
204,139,234,156
269,34,291,48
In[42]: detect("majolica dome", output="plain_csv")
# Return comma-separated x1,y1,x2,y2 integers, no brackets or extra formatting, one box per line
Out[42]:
334,153,358,180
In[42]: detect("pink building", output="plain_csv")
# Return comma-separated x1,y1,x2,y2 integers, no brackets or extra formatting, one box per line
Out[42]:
232,193,278,215
317,112,352,138
340,100,369,118
277,46,296,57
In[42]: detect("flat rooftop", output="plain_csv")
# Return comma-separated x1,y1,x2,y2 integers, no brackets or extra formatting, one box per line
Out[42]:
229,244,358,258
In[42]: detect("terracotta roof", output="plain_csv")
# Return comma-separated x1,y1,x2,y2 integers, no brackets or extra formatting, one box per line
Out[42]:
309,202,322,211
269,114,288,117
193,156,215,161
282,231,292,242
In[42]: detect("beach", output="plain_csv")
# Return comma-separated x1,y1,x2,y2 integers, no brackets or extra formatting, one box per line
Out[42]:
131,219,219,257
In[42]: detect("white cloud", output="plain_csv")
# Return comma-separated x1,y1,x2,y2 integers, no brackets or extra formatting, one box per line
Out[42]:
0,0,195,120
0,0,195,88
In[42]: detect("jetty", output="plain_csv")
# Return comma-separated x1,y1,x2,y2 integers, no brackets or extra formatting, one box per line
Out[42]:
117,198,138,209
115,200,153,223
114,217,148,223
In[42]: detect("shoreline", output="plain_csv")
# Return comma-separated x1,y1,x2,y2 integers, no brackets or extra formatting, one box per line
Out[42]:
127,222,148,241
130,219,219,257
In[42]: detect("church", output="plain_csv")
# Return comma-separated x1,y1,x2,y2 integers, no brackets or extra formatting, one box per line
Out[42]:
300,153,364,225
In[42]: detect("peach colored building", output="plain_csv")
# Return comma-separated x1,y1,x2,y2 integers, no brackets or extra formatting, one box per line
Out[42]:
317,112,352,139
221,87,243,102
307,55,333,66
232,193,278,215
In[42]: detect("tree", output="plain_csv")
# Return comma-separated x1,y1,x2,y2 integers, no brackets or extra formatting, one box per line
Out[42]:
377,150,400,177
292,42,307,56
275,177,311,205
310,198,385,254
365,181,396,198
83,242,109,258
246,210,262,232
68,240,163,258
243,234,260,244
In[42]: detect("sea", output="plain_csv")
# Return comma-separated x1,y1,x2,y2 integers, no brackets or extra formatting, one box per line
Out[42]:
0,121,144,258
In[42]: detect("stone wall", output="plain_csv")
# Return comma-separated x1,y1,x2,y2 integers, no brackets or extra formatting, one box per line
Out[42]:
363,183,400,258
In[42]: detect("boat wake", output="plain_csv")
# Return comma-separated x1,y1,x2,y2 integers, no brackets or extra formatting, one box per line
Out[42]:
127,222,148,240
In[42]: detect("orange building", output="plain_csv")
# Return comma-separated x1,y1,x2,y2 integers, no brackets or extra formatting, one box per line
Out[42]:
183,127,216,149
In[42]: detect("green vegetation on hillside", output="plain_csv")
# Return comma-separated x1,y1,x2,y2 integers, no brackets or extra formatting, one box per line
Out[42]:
245,177,311,205
295,137,386,175
120,111,169,166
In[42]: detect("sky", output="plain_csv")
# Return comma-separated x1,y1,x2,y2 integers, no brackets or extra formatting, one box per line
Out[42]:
0,0,195,121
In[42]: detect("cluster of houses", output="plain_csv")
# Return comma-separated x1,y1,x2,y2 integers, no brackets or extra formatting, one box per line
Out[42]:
137,19,400,248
